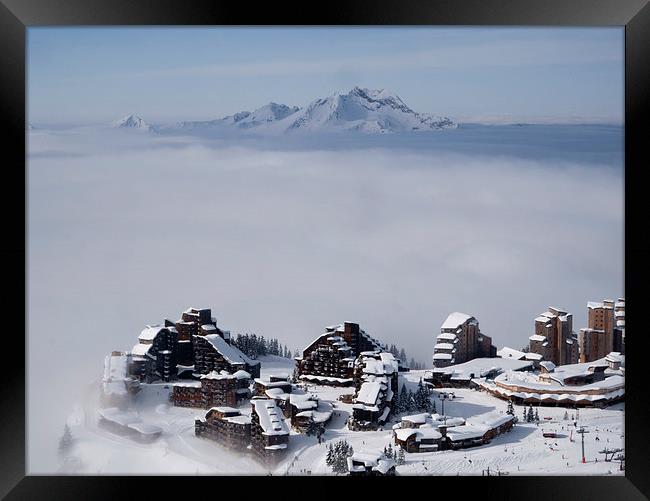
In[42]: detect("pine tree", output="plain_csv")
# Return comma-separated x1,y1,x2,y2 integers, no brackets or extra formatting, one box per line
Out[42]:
396,384,408,414
330,439,353,474
397,447,405,465
406,389,417,412
506,400,515,416
387,443,393,459
527,405,534,423
534,408,539,422
418,379,432,412
326,444,334,467
523,406,527,422
58,424,73,455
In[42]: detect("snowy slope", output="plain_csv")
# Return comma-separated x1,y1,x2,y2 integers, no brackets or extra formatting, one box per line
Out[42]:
161,103,299,133
60,361,624,476
280,87,456,134
236,103,300,129
163,111,252,131
111,114,152,131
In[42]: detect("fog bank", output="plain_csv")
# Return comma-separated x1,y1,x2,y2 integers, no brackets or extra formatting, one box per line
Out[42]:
27,127,623,472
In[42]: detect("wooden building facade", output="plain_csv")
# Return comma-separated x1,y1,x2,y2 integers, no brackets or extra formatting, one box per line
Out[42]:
296,322,385,386
195,406,252,451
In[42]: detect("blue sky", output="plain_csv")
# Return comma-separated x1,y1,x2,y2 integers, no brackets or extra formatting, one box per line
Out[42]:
28,27,624,125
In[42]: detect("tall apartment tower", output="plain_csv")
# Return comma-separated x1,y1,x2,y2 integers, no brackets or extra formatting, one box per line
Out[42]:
529,307,579,366
432,312,496,368
587,300,615,352
613,298,625,355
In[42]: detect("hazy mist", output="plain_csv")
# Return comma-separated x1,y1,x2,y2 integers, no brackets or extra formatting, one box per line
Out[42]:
27,126,623,472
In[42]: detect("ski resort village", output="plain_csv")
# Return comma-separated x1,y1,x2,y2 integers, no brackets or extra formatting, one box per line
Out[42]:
60,301,626,475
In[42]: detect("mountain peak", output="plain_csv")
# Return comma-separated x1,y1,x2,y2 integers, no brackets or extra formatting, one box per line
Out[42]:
283,86,456,134
112,114,152,130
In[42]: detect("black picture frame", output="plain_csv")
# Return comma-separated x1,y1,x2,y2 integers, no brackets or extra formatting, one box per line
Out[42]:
1,0,648,499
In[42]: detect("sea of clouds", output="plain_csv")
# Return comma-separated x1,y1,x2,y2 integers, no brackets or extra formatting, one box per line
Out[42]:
27,125,623,472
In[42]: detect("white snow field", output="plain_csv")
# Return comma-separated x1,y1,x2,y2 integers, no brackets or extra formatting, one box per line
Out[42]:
60,355,624,475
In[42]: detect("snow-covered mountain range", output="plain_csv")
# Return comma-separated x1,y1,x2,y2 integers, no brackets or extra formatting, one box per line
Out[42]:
119,88,456,135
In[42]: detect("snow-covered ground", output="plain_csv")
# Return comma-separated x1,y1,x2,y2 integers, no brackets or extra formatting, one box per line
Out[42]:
59,356,624,475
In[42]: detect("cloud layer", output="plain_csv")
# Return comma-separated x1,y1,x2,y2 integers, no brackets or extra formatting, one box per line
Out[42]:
27,128,623,472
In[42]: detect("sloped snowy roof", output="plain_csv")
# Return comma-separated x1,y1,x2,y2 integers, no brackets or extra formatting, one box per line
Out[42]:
446,424,489,441
588,301,612,309
540,361,556,372
361,354,398,376
431,415,466,427
265,388,290,400
347,452,396,474
299,374,353,384
295,409,332,423
433,353,453,360
477,378,625,404
401,413,430,425
131,343,152,357
435,343,455,351
529,334,546,342
471,413,515,429
200,370,236,380
224,415,252,425
97,407,141,427
203,334,260,366
252,399,290,436
233,369,251,379
437,333,457,341
173,381,201,388
289,393,318,410
432,357,532,378
606,352,623,363
413,427,442,441
441,312,472,330
496,368,624,393
497,347,526,360
255,378,291,388
356,381,382,406
211,406,239,414
127,422,162,435
139,325,166,342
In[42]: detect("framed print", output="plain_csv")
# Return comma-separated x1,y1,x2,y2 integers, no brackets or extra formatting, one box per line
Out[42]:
1,0,649,499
